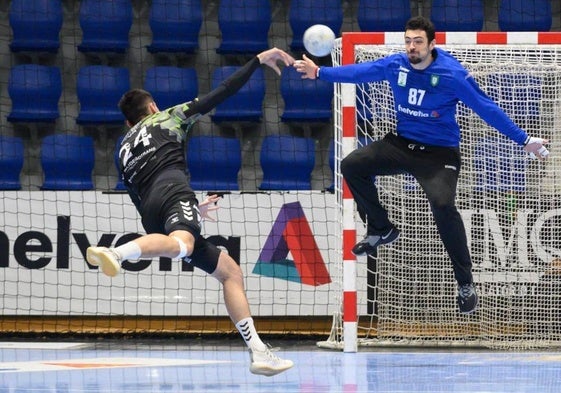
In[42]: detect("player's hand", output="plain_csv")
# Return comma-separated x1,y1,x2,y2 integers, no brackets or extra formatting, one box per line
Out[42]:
523,136,550,160
257,48,295,75
199,194,221,221
294,54,319,79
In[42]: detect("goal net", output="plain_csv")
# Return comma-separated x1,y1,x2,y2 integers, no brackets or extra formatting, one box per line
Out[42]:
319,32,561,351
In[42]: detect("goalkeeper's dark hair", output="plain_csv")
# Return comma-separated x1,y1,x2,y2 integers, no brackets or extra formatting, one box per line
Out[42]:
405,16,436,43
118,88,155,126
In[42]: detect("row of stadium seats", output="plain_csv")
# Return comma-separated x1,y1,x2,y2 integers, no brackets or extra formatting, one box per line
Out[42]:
0,135,318,192
0,132,526,193
7,64,333,126
0,135,95,190
8,0,555,56
9,0,293,55
431,0,552,32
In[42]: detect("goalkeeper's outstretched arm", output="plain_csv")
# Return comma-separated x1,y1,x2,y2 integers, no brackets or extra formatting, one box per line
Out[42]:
457,74,550,160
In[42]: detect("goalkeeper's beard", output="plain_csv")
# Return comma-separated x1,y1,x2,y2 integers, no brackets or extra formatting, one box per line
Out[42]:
408,53,422,65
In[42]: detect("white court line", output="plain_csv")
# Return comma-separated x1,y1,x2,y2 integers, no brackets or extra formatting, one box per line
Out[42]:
0,342,88,350
0,357,232,373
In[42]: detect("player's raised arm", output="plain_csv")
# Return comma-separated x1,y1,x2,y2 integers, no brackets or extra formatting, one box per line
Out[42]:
457,76,550,161
194,48,294,115
257,47,295,75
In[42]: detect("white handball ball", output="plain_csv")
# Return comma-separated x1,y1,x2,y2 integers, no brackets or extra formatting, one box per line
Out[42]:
303,24,335,57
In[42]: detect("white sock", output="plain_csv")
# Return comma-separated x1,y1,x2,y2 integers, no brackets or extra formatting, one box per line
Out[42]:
235,317,267,351
114,241,142,260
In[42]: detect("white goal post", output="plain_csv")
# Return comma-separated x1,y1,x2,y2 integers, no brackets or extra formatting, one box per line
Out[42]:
319,31,561,352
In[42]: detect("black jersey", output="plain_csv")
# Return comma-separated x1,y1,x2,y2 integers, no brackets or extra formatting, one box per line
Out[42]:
117,57,261,209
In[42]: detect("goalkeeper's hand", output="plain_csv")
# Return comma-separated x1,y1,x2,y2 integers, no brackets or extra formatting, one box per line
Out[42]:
294,55,319,80
199,194,221,222
523,136,550,160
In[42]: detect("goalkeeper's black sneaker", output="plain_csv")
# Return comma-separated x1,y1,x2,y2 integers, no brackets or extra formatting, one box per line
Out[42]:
351,227,400,256
457,283,478,314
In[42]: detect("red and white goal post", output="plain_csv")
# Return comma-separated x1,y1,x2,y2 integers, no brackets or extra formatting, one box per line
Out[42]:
318,31,561,352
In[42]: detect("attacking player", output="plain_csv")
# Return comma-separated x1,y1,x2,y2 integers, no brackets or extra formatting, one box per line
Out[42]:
86,47,295,376
294,16,549,314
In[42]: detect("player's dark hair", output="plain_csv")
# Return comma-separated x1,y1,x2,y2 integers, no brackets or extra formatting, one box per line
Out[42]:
405,16,436,43
118,88,154,126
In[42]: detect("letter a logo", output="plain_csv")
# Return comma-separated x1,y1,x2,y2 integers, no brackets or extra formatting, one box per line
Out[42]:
253,201,331,286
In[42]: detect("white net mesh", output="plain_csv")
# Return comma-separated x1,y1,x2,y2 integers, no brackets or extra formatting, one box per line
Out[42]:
322,37,561,350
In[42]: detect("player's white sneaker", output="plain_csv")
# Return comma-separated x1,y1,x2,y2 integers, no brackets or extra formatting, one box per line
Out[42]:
86,247,121,277
249,346,294,376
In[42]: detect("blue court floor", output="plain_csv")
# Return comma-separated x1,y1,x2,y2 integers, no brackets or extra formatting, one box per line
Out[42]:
0,339,560,393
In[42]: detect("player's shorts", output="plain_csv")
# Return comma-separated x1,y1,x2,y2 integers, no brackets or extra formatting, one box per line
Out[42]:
139,168,221,274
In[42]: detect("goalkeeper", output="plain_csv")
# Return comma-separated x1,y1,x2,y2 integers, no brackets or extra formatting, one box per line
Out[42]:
295,16,549,315
86,48,295,376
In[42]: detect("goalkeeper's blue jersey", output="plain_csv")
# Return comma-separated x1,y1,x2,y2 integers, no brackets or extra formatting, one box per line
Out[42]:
318,47,528,147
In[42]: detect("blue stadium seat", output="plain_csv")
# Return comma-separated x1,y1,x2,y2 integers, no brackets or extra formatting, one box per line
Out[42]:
9,0,63,53
289,0,343,53
147,0,202,54
76,66,130,125
41,134,95,190
210,66,265,123
259,135,315,190
114,136,125,191
280,66,333,123
217,0,271,55
357,0,412,32
499,0,552,31
473,136,527,192
144,66,198,110
7,64,61,123
431,0,484,31
77,0,133,53
0,136,25,190
187,136,242,191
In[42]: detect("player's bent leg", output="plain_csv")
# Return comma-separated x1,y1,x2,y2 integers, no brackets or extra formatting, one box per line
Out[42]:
167,230,195,259
86,247,122,277
212,253,294,376
211,252,250,322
